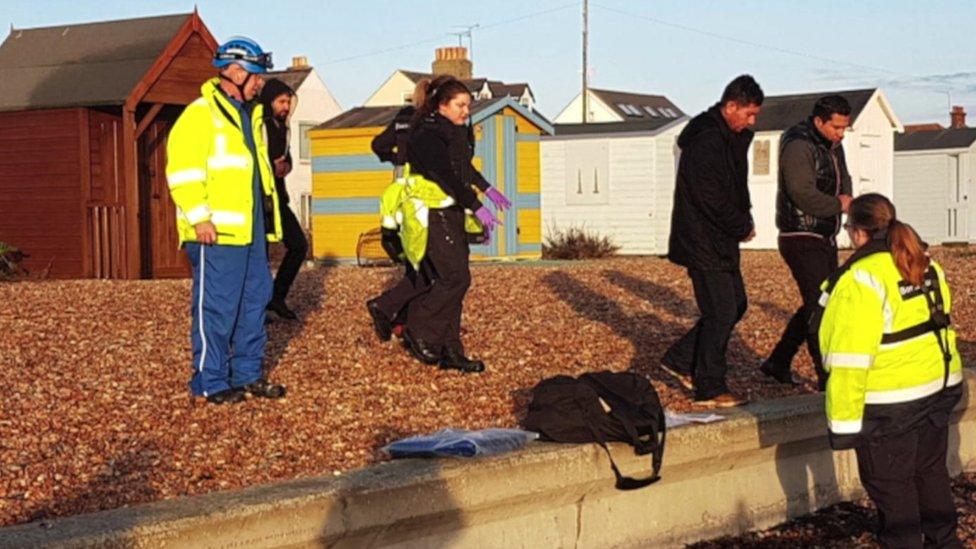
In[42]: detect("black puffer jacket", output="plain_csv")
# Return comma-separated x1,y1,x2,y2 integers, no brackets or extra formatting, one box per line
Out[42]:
407,112,487,211
668,104,754,271
371,106,415,166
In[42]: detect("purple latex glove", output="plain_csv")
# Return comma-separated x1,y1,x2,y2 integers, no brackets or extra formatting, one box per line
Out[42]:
474,206,502,233
484,186,512,211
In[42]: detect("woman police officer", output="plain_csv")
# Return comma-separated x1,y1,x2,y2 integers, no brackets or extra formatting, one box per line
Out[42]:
372,75,509,372
818,193,963,547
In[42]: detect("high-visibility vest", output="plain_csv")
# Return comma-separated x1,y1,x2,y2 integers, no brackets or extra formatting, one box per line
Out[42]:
165,78,282,246
819,251,962,439
379,164,483,268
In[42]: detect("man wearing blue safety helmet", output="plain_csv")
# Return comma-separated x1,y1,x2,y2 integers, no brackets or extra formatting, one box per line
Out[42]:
166,36,287,404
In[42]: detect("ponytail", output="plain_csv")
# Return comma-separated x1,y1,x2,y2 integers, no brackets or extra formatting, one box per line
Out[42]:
411,78,432,113
848,193,929,286
410,75,471,124
888,219,929,287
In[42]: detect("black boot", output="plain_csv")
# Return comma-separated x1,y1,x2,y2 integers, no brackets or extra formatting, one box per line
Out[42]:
403,331,442,365
366,299,393,341
438,348,485,373
206,388,245,404
267,298,298,320
243,379,287,399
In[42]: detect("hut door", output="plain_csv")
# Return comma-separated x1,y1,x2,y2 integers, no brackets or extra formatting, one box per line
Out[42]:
139,117,189,277
947,155,967,241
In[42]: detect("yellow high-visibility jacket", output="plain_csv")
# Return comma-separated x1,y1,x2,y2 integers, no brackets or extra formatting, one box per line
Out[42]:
165,78,282,246
819,248,962,448
379,164,483,269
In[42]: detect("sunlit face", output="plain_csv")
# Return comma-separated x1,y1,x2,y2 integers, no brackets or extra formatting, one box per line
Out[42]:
814,113,851,144
438,92,472,126
271,93,292,120
844,221,870,249
242,71,264,102
221,64,264,102
722,101,762,133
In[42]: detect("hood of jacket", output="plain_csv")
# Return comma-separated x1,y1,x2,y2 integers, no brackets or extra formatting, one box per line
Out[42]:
678,103,753,150
260,78,294,123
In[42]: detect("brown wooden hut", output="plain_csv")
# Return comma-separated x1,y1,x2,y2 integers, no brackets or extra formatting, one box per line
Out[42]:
0,12,218,278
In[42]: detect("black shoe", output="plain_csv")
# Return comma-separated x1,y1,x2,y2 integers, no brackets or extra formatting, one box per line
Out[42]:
403,331,442,365
760,360,797,386
438,348,485,373
267,299,298,320
243,379,287,399
366,299,393,342
206,388,245,404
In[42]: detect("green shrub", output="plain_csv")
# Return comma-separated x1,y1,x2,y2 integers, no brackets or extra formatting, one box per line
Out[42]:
0,242,28,280
542,226,620,260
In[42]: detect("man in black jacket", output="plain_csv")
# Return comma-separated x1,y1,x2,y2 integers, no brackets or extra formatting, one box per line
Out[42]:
662,75,763,407
761,95,852,390
261,78,308,320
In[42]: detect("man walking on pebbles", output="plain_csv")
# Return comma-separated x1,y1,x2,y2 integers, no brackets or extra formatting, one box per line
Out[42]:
661,75,763,408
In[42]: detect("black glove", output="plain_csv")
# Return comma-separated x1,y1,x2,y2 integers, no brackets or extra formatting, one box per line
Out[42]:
380,228,404,263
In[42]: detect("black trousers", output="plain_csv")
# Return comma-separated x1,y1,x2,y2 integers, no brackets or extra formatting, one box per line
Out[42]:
767,235,837,388
663,268,747,400
373,263,430,324
272,204,309,302
855,423,960,548
406,207,471,352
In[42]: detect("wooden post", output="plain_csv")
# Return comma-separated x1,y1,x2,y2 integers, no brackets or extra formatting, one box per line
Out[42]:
122,106,140,279
78,109,92,278
135,103,164,140
581,0,588,123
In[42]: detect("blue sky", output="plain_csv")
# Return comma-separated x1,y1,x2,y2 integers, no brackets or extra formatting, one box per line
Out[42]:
4,1,975,124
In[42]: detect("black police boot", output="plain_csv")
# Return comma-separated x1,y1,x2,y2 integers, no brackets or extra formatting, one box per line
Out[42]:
403,331,442,365
366,299,393,342
267,298,298,320
243,379,287,399
206,388,245,405
438,348,485,373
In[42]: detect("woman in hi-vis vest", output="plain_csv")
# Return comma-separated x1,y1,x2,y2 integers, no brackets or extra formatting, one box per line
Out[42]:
819,193,963,548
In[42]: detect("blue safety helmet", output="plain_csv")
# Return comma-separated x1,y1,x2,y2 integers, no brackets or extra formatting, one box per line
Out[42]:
213,36,273,73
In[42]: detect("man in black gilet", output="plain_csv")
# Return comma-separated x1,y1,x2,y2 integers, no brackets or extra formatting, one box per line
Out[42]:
761,95,853,390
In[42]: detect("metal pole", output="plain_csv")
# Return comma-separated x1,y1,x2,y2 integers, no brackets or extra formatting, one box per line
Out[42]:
582,0,588,123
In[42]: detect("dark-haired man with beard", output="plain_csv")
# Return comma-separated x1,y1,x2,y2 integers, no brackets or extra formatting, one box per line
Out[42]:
261,78,308,320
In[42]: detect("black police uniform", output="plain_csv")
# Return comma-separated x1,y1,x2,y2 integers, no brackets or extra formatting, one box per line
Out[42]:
402,112,489,371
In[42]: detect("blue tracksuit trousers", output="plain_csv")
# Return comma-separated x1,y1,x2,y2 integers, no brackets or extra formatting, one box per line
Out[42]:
185,240,271,396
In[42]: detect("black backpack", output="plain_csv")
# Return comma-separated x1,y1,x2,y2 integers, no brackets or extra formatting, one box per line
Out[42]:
522,371,666,490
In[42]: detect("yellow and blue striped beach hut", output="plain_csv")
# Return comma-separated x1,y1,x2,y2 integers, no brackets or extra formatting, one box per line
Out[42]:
308,97,553,261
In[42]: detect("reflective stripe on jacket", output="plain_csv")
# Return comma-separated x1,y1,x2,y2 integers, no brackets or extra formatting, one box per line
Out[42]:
166,78,282,246
819,252,962,443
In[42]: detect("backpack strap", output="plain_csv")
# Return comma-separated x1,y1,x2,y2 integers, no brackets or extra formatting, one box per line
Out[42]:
576,377,663,488
573,398,659,490
918,266,953,390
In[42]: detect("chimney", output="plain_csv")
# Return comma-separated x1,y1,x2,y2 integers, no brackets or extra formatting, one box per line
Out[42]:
431,46,472,80
291,56,309,70
950,105,966,129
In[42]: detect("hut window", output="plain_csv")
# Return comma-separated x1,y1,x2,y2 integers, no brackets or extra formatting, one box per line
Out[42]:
752,139,770,175
299,122,315,161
